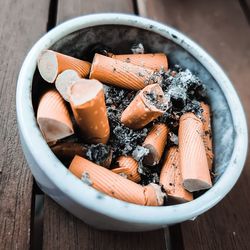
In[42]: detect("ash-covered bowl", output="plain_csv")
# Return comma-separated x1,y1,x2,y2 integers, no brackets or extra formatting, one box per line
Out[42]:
16,14,248,231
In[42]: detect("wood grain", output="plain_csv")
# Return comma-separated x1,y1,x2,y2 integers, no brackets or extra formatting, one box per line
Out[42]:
0,0,50,249
43,198,166,250
43,1,167,250
137,0,250,249
57,0,134,24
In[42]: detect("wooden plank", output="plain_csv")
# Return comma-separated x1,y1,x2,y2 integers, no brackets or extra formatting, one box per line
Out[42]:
43,1,167,249
57,0,134,24
0,0,50,249
137,0,250,249
44,198,166,250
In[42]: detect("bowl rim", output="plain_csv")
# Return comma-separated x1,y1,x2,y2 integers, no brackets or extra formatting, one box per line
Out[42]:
16,13,248,224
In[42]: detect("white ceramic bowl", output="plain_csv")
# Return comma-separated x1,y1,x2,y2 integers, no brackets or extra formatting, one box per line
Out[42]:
16,14,248,231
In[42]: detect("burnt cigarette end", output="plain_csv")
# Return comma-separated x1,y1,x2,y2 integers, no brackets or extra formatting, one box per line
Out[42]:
121,84,169,130
86,144,112,168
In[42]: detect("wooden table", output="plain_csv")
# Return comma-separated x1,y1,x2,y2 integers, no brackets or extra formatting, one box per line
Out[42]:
0,0,250,249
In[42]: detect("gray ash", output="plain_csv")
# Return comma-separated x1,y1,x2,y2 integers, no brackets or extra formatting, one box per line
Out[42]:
105,86,135,109
143,90,168,111
105,86,149,159
158,66,206,129
168,86,187,111
140,167,161,185
86,144,111,165
131,43,144,54
168,132,179,145
103,64,207,185
161,66,206,102
110,124,148,158
145,71,163,85
138,162,151,176
81,172,93,186
132,146,150,178
132,146,149,162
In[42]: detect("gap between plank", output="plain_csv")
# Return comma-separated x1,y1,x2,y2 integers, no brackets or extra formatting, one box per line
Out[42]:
133,0,139,15
47,0,59,30
30,180,45,250
169,224,185,250
30,194,44,250
31,0,58,247
238,0,250,24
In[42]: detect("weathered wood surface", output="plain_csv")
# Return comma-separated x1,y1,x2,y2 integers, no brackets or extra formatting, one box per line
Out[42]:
137,0,250,249
57,0,134,24
43,199,167,250
0,0,50,249
1,0,249,249
42,1,167,250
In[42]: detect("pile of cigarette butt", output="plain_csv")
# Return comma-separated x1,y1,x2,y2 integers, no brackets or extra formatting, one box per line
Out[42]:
36,43,213,206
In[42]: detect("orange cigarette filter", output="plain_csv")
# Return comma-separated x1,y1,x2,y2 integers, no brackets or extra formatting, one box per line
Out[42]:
69,155,165,206
121,84,167,129
55,69,81,101
160,147,193,203
112,53,168,71
37,89,74,143
179,113,212,192
89,53,162,90
200,102,214,170
143,123,168,166
38,50,91,83
68,79,110,144
112,156,141,183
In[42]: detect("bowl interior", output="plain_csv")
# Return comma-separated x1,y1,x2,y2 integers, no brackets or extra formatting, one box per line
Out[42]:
32,24,235,184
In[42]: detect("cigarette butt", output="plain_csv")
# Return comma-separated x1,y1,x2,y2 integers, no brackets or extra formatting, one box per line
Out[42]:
144,183,165,206
38,50,91,83
69,155,165,206
112,156,141,183
89,53,162,90
37,90,74,143
112,53,168,71
51,142,87,160
160,147,193,203
55,69,81,101
68,79,110,144
200,102,214,170
121,84,167,129
179,113,212,192
143,123,168,166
